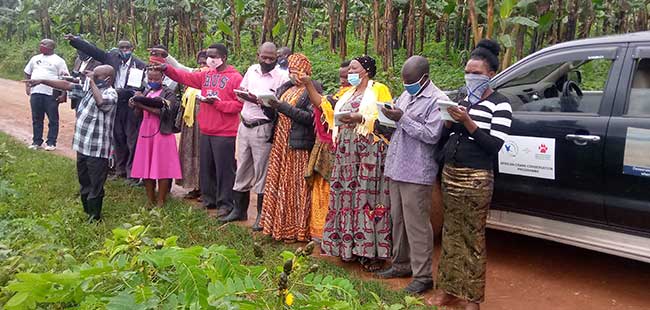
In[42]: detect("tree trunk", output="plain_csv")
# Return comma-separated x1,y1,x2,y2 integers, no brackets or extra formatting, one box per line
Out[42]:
339,0,348,60
163,17,170,48
502,24,519,70
261,0,277,43
487,0,495,39
290,0,302,52
328,1,338,52
636,5,648,31
399,5,408,49
373,0,383,54
467,0,481,45
364,19,371,55
578,0,595,38
418,0,427,52
130,0,137,45
564,0,578,42
406,0,417,57
98,0,106,42
383,0,395,71
454,0,465,49
40,1,52,39
229,0,241,55
515,25,526,60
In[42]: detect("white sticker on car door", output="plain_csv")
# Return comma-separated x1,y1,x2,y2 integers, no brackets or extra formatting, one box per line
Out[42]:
498,135,556,180
623,127,650,177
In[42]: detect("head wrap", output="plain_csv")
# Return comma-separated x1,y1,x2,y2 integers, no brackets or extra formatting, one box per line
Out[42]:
353,55,377,78
288,53,312,76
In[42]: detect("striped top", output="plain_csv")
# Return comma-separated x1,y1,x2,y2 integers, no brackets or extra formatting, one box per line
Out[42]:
442,91,512,170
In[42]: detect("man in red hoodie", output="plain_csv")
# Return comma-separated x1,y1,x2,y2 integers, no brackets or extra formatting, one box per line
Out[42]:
156,43,243,216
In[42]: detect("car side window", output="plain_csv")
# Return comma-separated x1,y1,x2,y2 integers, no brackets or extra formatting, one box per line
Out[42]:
498,58,613,114
626,58,650,116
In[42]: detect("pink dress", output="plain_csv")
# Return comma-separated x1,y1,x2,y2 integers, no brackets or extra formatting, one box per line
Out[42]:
131,89,182,180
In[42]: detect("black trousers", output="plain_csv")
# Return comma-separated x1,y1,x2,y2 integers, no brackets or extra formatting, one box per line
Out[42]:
199,135,236,209
77,153,109,218
113,99,141,177
77,152,109,199
30,93,59,146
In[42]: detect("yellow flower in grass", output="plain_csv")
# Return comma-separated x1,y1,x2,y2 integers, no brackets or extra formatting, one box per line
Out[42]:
285,292,294,306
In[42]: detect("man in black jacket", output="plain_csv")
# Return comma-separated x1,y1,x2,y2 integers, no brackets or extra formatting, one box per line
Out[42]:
64,34,146,184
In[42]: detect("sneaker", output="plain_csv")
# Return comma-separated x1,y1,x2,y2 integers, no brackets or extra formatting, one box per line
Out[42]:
44,145,57,151
28,144,41,150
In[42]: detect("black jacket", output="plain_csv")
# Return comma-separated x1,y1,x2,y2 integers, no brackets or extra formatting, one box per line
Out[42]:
69,37,147,105
137,86,180,135
273,80,323,150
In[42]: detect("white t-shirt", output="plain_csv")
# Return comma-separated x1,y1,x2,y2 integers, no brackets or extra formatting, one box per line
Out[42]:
24,54,69,96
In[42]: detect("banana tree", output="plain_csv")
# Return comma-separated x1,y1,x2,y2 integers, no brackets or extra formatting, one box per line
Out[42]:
498,0,539,69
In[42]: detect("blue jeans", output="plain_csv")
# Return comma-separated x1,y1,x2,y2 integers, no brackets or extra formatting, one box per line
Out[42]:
30,93,59,146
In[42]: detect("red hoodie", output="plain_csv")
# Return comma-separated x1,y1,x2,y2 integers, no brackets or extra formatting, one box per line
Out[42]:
164,64,243,136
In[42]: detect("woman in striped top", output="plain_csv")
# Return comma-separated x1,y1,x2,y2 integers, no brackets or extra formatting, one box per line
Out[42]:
433,39,512,310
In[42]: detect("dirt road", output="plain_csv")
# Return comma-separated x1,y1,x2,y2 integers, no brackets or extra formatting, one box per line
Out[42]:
1,78,648,309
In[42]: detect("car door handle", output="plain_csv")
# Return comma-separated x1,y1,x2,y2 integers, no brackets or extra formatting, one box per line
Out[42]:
565,134,601,146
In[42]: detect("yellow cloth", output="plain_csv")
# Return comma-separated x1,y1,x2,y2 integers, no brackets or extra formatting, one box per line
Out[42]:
332,80,392,142
321,86,352,129
181,87,201,127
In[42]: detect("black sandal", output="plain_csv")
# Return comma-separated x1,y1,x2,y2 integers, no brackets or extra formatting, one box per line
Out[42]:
359,257,383,272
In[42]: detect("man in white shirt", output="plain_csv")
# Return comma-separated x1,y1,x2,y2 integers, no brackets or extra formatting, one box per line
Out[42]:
24,39,69,151
221,42,289,228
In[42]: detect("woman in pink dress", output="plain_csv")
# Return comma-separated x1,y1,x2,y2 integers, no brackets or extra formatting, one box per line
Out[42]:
129,68,182,207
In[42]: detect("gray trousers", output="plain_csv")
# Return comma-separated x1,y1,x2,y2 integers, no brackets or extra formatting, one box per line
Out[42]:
232,122,273,194
389,179,434,282
200,134,236,208
114,103,141,178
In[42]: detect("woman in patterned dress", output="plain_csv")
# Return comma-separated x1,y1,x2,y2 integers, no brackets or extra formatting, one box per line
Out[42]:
260,53,321,242
320,56,393,272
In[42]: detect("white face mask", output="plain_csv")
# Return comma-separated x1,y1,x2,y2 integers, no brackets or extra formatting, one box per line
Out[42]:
206,57,223,69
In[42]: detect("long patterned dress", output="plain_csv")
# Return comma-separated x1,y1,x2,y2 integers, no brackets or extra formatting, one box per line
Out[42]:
175,89,201,189
321,94,391,260
261,86,312,242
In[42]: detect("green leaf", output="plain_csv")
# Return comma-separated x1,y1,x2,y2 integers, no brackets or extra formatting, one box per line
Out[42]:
515,0,538,8
106,292,147,310
216,21,233,36
444,0,457,14
500,0,516,19
272,19,284,37
538,12,554,32
507,16,539,27
176,263,209,308
235,0,245,15
500,34,514,48
5,292,36,310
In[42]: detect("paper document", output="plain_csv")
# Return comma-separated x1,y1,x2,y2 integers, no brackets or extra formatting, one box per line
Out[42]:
376,102,396,128
126,68,144,88
438,99,459,122
334,111,352,127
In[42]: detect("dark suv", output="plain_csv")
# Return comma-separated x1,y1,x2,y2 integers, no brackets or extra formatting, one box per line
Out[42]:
483,32,650,262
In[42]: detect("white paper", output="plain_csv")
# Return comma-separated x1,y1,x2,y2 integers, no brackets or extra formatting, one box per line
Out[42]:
623,127,650,177
498,135,556,180
334,111,352,127
126,68,144,88
376,102,396,128
438,99,459,122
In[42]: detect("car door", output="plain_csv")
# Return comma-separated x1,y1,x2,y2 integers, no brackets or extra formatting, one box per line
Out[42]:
490,44,625,223
604,45,650,235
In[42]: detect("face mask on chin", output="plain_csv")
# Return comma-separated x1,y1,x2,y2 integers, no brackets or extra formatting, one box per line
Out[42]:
206,57,223,69
119,51,132,61
260,61,277,73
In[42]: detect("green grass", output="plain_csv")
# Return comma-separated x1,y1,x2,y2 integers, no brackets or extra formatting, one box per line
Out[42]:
0,132,423,308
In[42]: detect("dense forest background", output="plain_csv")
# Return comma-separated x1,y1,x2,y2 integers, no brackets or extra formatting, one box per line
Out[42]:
0,0,647,92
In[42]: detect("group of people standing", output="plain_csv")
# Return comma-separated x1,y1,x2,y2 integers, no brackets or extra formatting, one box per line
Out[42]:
22,35,511,309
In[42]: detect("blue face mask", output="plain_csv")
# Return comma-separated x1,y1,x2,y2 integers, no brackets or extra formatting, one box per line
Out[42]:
403,74,427,96
348,73,361,86
119,51,132,60
148,81,162,90
465,73,491,105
